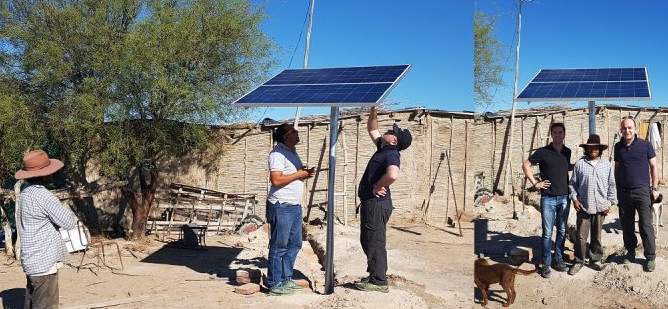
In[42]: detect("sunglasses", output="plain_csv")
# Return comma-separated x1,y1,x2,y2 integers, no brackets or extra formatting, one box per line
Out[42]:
284,128,299,136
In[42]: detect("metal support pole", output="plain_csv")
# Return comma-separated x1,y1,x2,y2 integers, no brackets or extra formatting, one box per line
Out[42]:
589,101,596,135
324,106,339,294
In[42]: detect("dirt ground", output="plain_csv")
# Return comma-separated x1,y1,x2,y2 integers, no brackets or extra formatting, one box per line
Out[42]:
0,215,474,309
474,194,668,309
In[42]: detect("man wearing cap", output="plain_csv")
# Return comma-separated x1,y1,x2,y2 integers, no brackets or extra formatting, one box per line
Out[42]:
15,150,76,308
265,123,314,295
355,106,412,293
522,122,571,278
568,134,616,275
615,117,659,272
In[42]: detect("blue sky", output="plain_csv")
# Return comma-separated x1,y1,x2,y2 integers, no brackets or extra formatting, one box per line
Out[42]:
476,0,668,112
243,0,473,123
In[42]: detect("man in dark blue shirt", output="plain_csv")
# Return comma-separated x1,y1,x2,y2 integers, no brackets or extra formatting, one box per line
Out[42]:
522,122,571,278
355,106,411,293
614,117,659,272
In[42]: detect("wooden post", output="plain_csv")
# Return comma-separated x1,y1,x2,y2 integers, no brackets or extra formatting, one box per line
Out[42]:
521,116,526,213
13,180,22,262
427,113,434,219
243,138,247,194
445,115,454,222
354,119,360,217
463,121,469,212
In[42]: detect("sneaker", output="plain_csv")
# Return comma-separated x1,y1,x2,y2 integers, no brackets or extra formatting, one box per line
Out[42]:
568,263,584,275
622,252,635,264
646,260,656,272
283,280,304,290
552,259,568,272
355,282,389,293
590,260,607,271
359,276,371,283
541,264,551,278
268,282,295,296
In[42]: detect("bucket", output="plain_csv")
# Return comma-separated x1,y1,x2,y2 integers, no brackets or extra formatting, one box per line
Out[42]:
59,221,90,253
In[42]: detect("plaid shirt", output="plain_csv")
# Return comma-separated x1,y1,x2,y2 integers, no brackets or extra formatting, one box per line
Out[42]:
569,156,617,214
17,184,76,275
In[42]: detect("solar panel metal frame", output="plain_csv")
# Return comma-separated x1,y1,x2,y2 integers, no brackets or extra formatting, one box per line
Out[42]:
515,67,651,102
233,64,411,107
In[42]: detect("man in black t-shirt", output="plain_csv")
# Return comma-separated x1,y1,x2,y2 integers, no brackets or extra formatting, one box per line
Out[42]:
614,117,659,272
355,106,411,293
522,122,572,278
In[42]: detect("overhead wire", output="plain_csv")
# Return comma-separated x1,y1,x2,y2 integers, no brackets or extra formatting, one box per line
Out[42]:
254,0,312,125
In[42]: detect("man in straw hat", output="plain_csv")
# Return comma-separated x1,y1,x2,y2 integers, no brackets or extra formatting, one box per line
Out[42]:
615,116,659,272
355,106,412,293
568,134,616,275
15,149,76,308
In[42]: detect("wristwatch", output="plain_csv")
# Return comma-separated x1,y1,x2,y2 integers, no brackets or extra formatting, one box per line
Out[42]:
652,187,659,192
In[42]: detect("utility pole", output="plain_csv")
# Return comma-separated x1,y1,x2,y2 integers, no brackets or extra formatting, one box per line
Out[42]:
503,0,531,218
294,0,315,128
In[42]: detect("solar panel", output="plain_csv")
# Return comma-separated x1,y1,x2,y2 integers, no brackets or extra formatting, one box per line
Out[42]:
515,67,651,102
234,65,411,106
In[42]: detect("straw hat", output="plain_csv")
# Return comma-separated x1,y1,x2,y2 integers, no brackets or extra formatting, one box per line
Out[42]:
14,150,64,180
579,134,608,151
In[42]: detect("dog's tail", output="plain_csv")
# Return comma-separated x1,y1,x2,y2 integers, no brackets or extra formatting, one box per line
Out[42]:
512,264,539,276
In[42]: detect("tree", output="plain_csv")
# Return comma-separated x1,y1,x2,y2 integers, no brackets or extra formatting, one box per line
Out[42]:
474,11,505,110
0,0,274,239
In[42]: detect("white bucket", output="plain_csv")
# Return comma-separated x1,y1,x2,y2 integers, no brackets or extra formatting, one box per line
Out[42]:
59,221,90,253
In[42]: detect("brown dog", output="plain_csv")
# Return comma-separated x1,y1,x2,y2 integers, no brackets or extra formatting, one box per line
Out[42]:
474,258,538,307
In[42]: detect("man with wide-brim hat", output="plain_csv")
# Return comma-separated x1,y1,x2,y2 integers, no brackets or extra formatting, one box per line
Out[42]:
567,134,616,275
15,149,76,309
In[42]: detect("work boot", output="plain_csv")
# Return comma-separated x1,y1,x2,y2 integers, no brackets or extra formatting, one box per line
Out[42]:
355,282,389,293
268,281,295,296
552,259,568,272
646,260,656,272
568,263,584,275
622,252,635,264
541,264,551,278
590,260,607,271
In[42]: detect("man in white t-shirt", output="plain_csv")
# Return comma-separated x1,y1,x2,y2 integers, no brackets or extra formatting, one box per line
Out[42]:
266,123,314,295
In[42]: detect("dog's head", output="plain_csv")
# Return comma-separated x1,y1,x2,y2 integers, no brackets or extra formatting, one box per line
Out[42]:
475,258,490,267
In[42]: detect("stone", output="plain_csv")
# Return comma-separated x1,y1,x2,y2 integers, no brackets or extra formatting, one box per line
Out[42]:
234,283,261,295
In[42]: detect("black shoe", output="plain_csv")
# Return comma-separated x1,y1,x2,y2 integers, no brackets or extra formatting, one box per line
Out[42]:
541,264,551,278
552,259,568,272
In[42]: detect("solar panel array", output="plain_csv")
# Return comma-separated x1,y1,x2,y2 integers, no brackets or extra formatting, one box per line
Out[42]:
234,65,411,106
515,68,651,102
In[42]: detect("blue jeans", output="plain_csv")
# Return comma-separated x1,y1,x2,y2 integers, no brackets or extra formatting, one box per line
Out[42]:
266,201,303,288
540,195,570,266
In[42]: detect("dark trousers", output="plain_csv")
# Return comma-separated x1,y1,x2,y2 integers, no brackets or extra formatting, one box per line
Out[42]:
25,272,59,309
360,198,393,286
574,211,605,263
618,186,656,260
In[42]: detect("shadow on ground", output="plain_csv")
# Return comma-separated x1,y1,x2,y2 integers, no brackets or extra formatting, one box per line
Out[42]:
1,288,24,309
141,245,246,278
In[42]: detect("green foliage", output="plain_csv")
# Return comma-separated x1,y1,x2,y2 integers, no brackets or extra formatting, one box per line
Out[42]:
474,11,505,110
0,79,44,182
0,0,274,184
